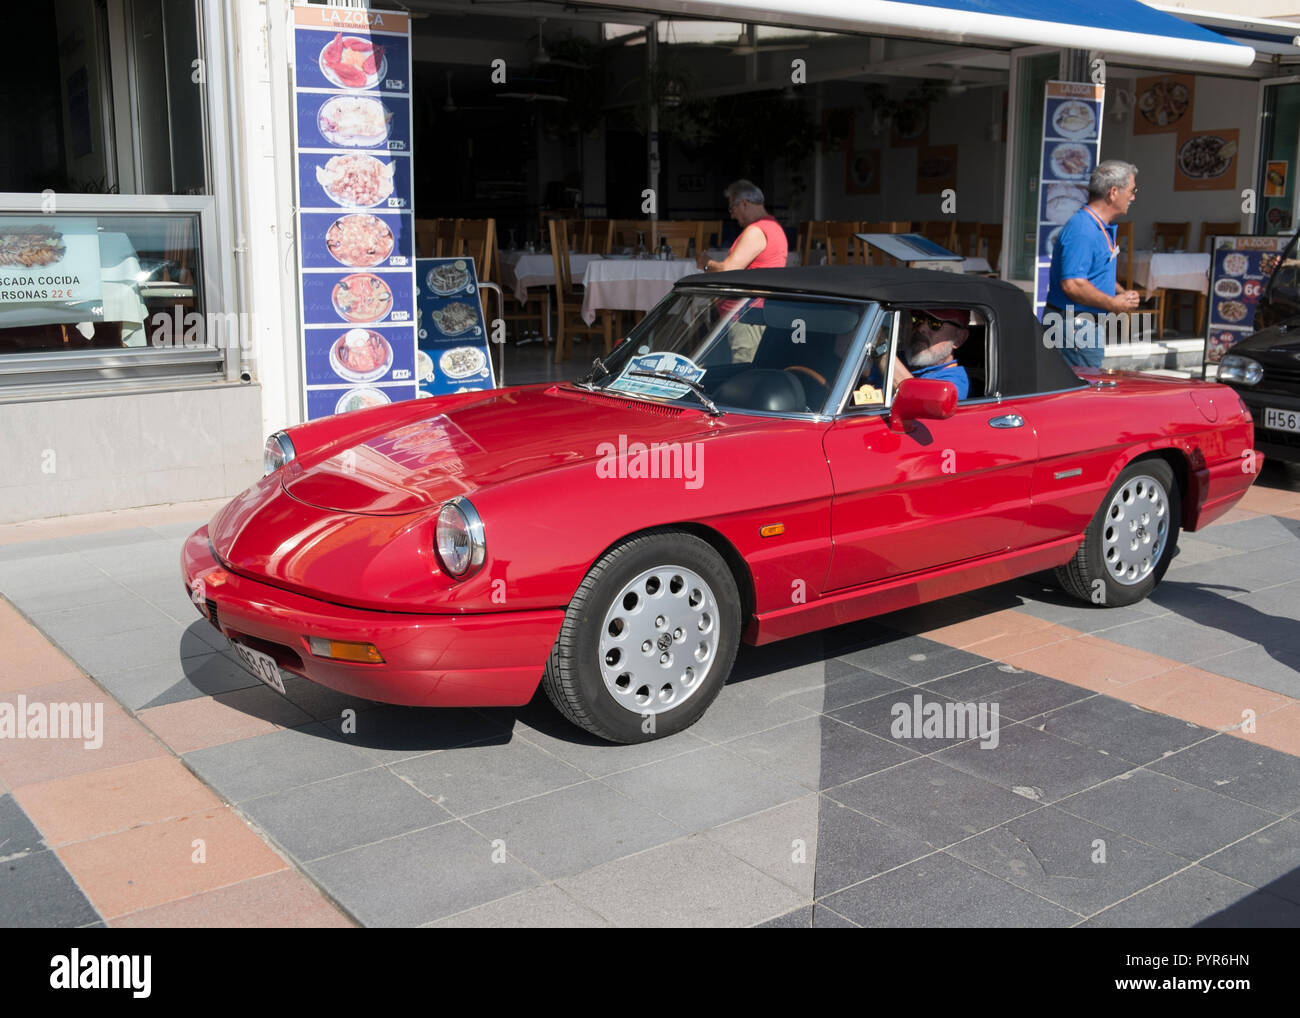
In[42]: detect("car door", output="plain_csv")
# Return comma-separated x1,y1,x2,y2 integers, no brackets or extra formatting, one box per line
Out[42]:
821,311,1039,591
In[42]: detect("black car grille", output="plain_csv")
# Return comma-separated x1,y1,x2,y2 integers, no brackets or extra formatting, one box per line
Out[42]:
1258,427,1300,449
1261,363,1300,388
204,599,221,632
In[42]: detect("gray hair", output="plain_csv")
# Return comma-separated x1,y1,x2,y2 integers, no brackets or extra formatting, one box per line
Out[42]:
724,179,765,205
1088,160,1138,200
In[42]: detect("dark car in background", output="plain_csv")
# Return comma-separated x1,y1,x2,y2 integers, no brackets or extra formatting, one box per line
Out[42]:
1217,227,1300,463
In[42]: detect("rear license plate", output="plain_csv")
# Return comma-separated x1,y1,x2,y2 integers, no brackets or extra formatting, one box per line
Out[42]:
232,641,286,696
1264,407,1300,434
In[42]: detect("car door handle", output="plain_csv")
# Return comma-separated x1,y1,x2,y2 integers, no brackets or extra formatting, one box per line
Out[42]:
988,414,1024,429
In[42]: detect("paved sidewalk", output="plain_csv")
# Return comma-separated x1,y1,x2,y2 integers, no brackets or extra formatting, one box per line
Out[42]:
1,468,1299,927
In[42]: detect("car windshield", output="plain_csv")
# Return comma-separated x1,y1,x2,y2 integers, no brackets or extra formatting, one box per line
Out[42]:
1264,226,1300,311
583,289,872,415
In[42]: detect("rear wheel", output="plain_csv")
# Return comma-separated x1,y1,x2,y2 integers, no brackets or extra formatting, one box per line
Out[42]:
542,531,741,743
1056,458,1180,607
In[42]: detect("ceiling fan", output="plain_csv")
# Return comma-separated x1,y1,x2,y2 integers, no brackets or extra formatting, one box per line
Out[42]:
531,17,591,70
729,24,806,56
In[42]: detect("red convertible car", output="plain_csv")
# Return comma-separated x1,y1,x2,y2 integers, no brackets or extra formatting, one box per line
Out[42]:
183,267,1259,742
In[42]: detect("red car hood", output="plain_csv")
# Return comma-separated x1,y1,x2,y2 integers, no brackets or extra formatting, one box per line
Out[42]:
283,385,723,515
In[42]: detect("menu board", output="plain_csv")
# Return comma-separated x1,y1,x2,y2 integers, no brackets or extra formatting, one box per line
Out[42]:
1202,235,1291,370
291,4,416,420
416,258,495,396
1034,81,1105,318
0,216,102,325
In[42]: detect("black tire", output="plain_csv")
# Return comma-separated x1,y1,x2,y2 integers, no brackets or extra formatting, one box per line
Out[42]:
1056,458,1181,607
542,530,742,743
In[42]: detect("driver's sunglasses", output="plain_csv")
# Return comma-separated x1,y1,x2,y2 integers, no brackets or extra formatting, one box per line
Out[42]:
912,311,947,330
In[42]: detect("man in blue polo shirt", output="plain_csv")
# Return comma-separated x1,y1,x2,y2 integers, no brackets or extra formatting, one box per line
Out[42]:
1045,160,1143,369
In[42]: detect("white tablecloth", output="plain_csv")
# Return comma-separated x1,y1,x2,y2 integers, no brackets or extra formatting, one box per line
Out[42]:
499,250,602,304
1133,251,1210,296
581,258,700,324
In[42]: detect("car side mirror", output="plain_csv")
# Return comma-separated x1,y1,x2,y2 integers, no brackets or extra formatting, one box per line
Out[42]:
888,378,957,432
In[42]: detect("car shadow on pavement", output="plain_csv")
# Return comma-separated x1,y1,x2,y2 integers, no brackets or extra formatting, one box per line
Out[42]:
1197,869,1300,926
1153,581,1300,678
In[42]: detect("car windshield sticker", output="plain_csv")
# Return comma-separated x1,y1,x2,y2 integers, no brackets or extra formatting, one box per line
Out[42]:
607,351,706,400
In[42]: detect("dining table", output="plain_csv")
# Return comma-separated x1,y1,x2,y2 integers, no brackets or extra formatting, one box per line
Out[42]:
581,257,701,325
1132,251,1211,296
498,249,604,304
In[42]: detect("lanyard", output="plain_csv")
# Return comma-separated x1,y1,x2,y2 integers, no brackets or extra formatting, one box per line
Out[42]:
1082,206,1118,262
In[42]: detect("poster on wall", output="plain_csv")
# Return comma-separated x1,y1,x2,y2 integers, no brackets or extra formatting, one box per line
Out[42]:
889,104,928,148
1264,160,1288,198
916,145,957,194
415,257,495,396
1033,81,1105,319
292,4,417,421
846,149,880,195
1174,128,1239,192
1132,74,1194,135
1201,235,1290,372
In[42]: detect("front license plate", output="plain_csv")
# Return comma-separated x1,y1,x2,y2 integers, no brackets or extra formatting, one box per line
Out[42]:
232,641,286,696
1264,407,1300,434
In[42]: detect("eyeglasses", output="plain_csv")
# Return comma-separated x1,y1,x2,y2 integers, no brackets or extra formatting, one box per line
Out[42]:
911,311,949,331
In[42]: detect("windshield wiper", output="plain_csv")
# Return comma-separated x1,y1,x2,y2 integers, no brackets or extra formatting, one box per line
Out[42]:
577,356,610,387
627,370,724,416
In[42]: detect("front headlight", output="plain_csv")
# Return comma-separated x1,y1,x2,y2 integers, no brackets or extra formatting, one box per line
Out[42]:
1218,355,1263,386
435,496,486,578
263,431,296,475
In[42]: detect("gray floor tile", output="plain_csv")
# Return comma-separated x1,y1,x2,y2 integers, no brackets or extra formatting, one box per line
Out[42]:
825,757,1039,848
600,744,808,831
757,905,812,928
183,722,378,802
822,850,1077,927
497,697,711,778
0,847,101,928
30,596,175,642
59,528,162,551
1082,865,1287,928
99,651,260,711
986,674,1096,721
684,680,818,744
934,723,1134,803
278,674,381,723
305,821,539,926
1146,736,1300,816
703,795,819,897
0,793,46,855
1189,516,1297,552
920,662,1044,701
54,620,195,674
840,635,988,685
1036,696,1212,766
1098,615,1256,663
425,884,611,928
1056,769,1278,860
469,781,684,879
1194,644,1300,698
558,835,807,927
0,553,96,595
312,705,512,764
812,797,933,897
0,538,72,562
947,805,1187,916
1200,819,1300,906
240,767,453,860
0,576,126,614
725,715,916,790
829,689,976,755
391,738,589,817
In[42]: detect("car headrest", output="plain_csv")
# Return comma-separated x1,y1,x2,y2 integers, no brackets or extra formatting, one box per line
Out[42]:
712,368,807,413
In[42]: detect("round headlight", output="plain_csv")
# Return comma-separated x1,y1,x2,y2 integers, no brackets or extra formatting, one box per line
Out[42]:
435,497,486,578
263,432,296,475
1217,355,1263,386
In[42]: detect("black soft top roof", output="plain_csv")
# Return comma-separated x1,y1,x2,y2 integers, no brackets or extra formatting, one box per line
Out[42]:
675,265,1086,397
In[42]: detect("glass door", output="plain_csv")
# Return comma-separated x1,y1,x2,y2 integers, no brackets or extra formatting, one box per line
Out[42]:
1256,76,1300,237
1004,49,1059,283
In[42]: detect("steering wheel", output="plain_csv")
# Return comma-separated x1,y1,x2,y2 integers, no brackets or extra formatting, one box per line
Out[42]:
784,365,828,387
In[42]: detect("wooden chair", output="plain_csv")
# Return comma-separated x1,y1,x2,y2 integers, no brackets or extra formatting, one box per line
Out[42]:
1115,220,1152,343
585,219,613,255
918,220,957,252
1149,221,1191,335
651,221,702,258
699,220,723,250
976,224,1002,277
1195,221,1241,334
549,218,612,364
823,221,862,264
457,219,496,285
953,222,981,258
435,219,460,259
414,218,439,258
611,219,647,252
494,222,550,347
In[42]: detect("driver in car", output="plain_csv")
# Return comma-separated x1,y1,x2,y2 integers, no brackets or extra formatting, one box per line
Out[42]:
855,307,971,404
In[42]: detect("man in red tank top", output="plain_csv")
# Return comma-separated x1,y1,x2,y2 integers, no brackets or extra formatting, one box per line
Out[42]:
697,179,788,272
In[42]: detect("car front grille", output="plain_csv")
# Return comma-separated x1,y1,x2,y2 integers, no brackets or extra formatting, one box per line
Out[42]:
204,599,221,632
1261,363,1300,388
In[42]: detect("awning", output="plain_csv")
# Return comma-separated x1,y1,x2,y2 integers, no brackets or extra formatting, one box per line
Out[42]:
586,0,1256,69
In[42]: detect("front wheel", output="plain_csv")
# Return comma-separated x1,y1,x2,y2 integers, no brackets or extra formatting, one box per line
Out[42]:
1056,458,1180,607
542,531,741,743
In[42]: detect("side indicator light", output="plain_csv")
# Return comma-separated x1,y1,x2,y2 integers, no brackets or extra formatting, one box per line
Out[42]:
307,637,384,663
759,524,785,538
